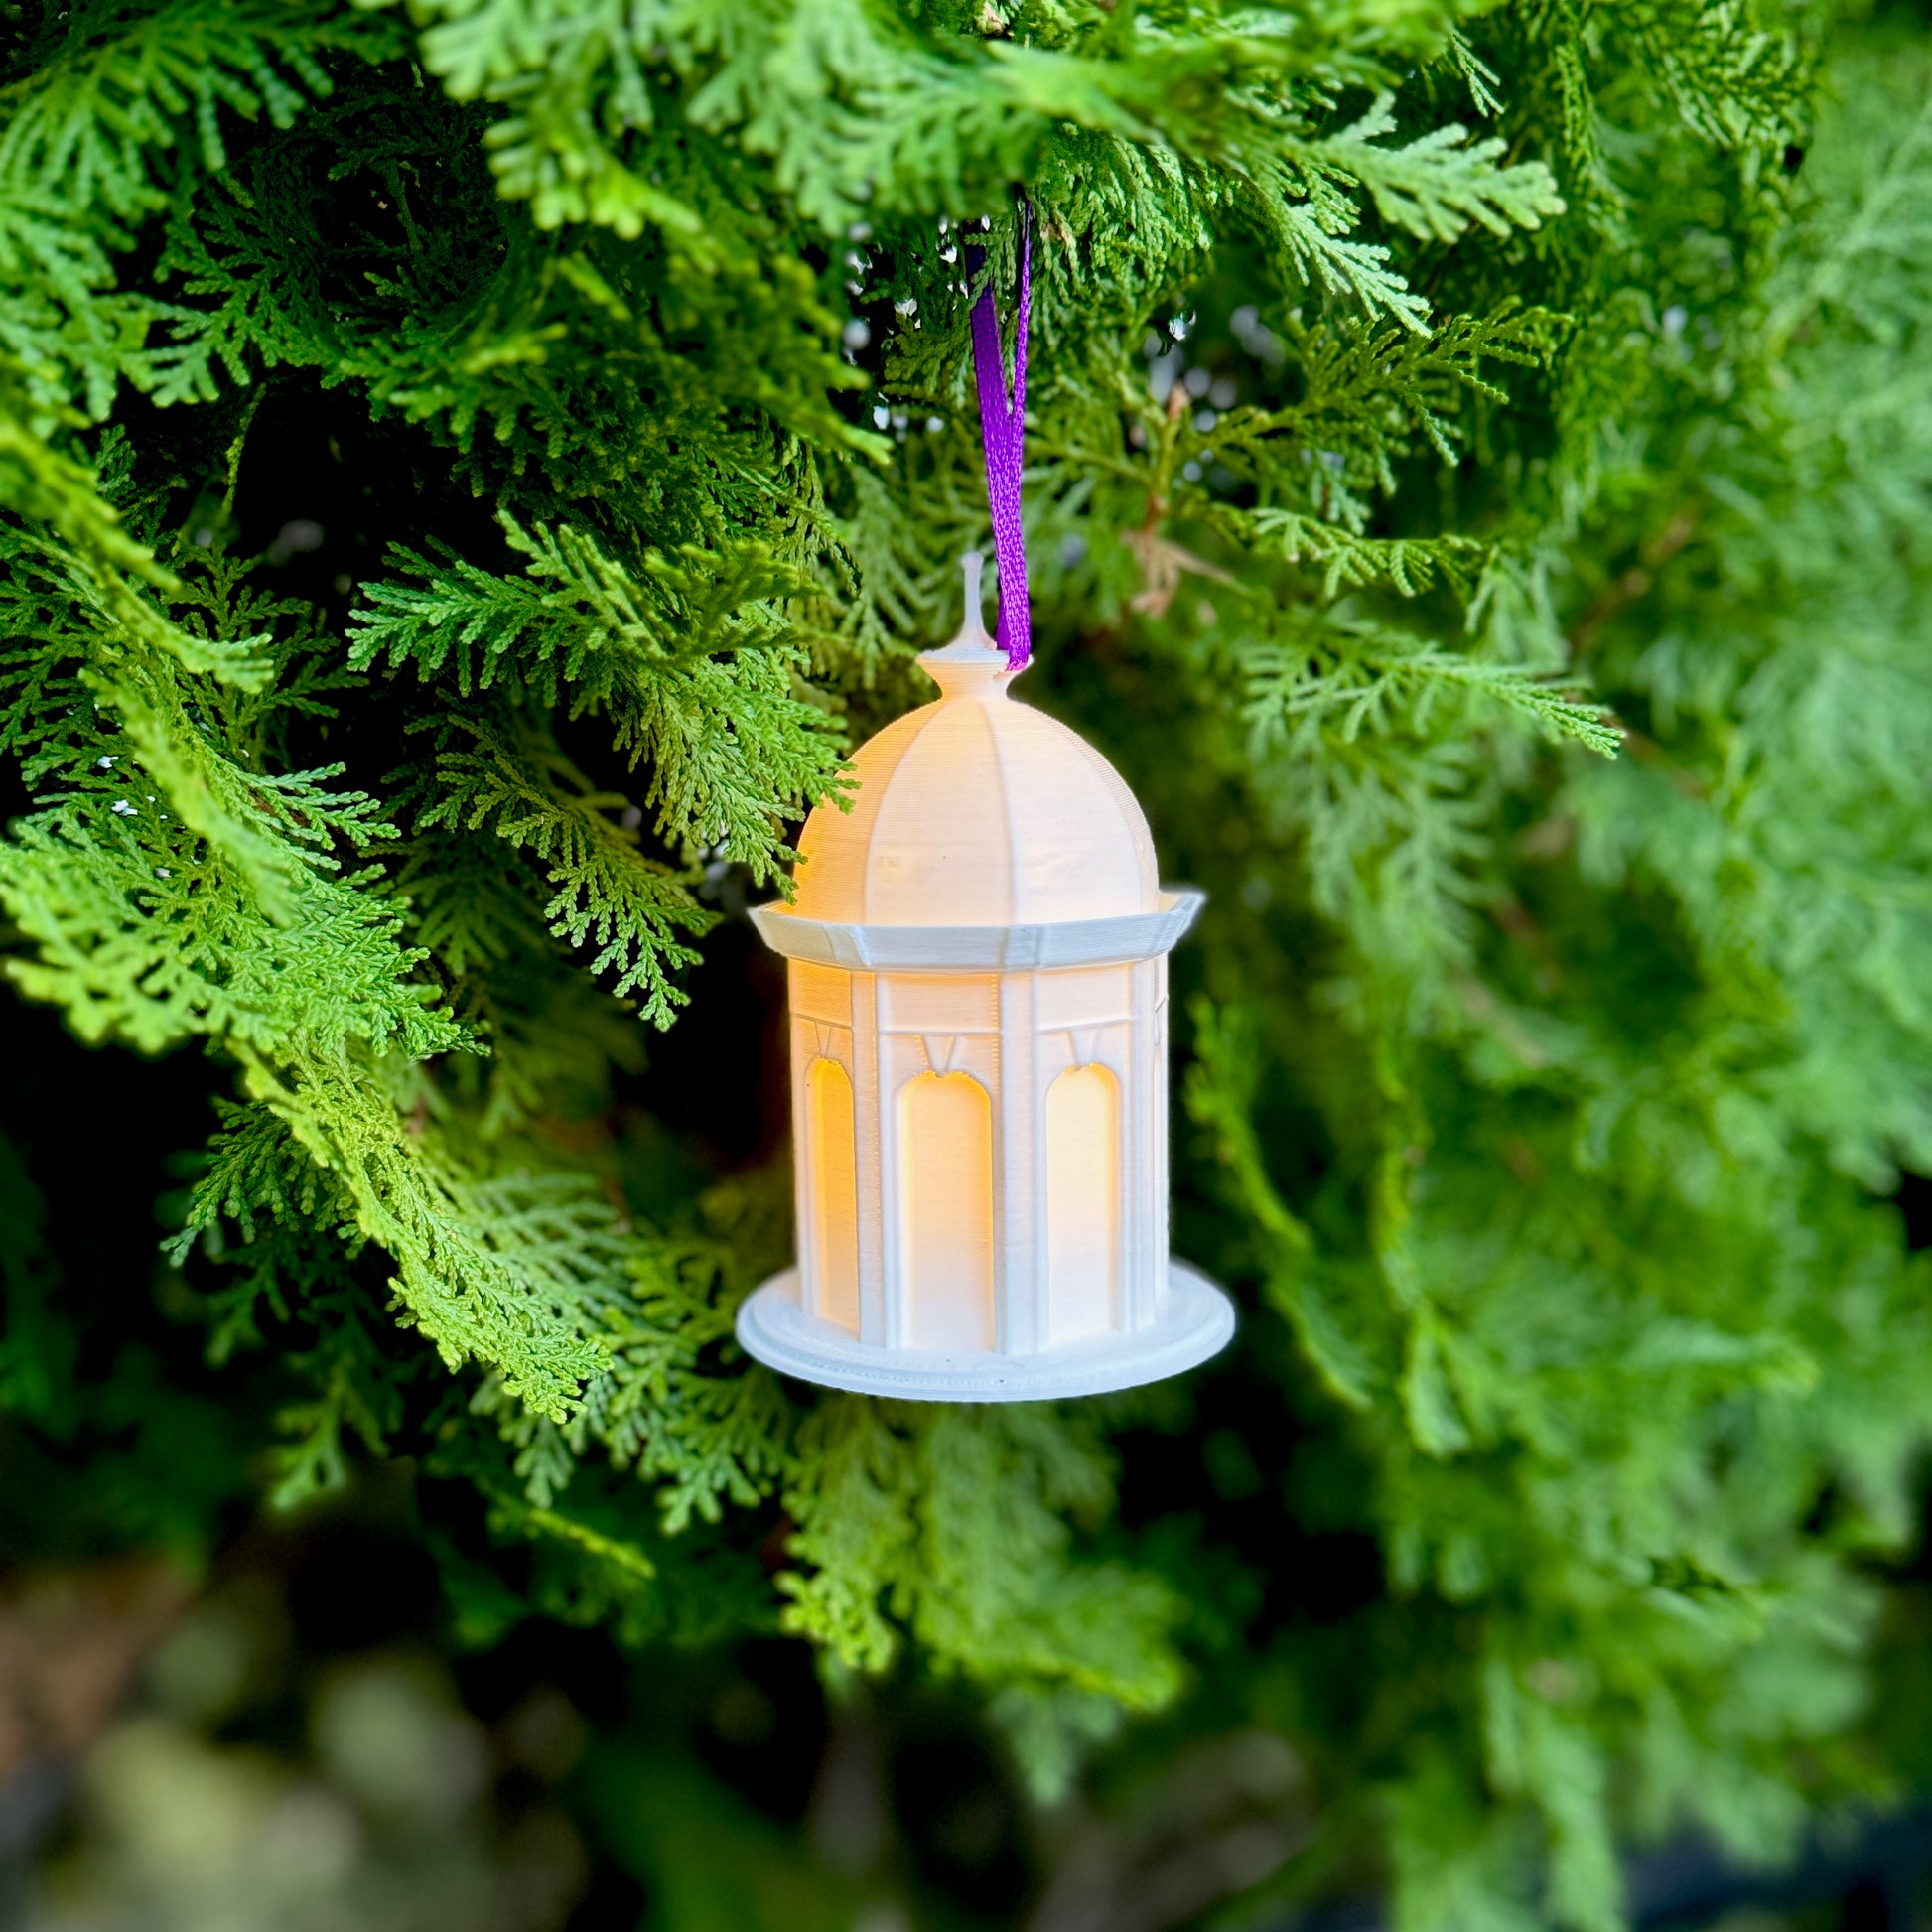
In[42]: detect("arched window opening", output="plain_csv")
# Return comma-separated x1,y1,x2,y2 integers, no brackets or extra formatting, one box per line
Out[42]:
1046,1063,1121,1344
807,1057,860,1334
897,1071,996,1350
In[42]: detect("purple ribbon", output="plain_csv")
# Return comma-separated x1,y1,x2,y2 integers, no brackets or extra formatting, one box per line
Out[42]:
967,201,1032,669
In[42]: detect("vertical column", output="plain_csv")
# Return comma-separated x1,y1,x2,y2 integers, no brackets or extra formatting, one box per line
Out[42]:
1124,955,1162,1330
997,972,1039,1353
1153,952,1172,1319
877,1004,912,1350
850,971,888,1347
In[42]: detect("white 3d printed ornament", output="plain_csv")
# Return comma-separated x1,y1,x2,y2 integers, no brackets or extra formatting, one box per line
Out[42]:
735,555,1236,1401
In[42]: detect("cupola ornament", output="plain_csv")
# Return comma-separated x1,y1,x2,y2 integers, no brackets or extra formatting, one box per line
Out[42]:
735,552,1235,1399
735,197,1234,1399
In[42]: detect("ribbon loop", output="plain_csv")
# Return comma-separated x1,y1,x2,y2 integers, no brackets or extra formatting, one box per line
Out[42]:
967,199,1033,670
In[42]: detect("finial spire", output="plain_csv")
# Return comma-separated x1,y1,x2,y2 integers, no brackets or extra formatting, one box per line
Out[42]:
917,548,1014,695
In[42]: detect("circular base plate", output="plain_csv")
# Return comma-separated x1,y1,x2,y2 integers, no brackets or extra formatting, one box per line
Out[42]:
735,1260,1236,1402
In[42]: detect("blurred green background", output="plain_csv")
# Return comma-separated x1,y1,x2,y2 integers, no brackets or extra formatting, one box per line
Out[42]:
10,0,1932,1927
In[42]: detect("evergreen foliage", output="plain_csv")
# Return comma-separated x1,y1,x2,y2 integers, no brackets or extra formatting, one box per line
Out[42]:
4,0,1932,1924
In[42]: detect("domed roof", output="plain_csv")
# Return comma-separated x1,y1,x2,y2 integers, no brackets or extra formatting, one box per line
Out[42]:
793,559,1160,927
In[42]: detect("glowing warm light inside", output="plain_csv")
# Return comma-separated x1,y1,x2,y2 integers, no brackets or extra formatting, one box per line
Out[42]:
898,1070,996,1349
1046,1063,1121,1345
806,1057,860,1334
